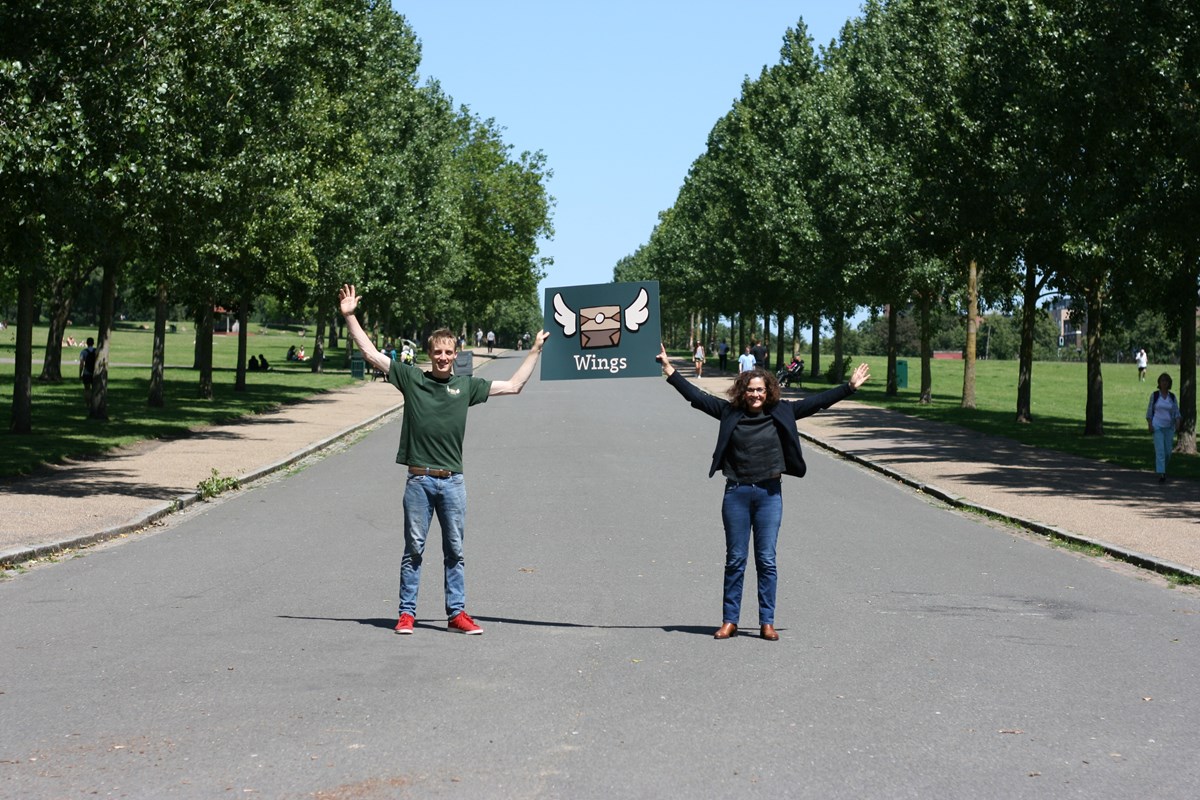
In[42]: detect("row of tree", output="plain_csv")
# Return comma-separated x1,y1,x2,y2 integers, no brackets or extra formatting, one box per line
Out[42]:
615,0,1197,452
2,0,553,432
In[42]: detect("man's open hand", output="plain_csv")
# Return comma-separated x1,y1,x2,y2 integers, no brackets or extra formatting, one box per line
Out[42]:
338,284,360,317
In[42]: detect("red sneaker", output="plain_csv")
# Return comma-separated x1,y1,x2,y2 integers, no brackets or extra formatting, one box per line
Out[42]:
447,611,482,634
394,613,415,634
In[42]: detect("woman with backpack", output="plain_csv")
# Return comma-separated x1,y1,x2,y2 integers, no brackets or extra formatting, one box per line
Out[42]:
1146,372,1182,483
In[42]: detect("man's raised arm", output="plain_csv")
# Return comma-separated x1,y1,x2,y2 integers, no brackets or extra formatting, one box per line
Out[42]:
489,330,550,396
337,284,392,375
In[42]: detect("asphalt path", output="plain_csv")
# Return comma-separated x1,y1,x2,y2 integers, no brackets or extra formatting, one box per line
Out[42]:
3,354,1200,799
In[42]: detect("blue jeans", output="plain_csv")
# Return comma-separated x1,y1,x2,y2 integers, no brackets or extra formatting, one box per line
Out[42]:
720,478,783,626
1153,425,1176,475
401,473,467,617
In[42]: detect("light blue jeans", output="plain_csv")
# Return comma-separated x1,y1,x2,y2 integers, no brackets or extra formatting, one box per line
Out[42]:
1152,425,1176,476
400,473,467,617
720,478,783,626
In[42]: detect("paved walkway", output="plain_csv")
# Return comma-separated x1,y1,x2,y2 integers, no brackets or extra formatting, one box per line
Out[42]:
3,357,1198,579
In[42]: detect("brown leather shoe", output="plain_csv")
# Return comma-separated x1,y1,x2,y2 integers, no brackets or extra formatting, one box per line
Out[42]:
713,623,738,639
759,624,779,641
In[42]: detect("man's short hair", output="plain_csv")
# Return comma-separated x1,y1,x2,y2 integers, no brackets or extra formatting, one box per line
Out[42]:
426,328,457,353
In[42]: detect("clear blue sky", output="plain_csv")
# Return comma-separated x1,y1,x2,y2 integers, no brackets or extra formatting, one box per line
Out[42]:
394,1,866,302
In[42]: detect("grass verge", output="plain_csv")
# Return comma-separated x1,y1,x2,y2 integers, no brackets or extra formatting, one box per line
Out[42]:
784,355,1196,482
1,325,360,477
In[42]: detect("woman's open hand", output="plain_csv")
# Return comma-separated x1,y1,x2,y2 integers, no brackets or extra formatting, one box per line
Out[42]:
849,362,871,390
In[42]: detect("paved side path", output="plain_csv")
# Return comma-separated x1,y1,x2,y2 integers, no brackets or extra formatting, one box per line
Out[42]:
3,359,1198,579
0,379,403,566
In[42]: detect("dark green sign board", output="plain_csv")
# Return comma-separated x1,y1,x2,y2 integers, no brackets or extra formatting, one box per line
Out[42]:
540,281,662,380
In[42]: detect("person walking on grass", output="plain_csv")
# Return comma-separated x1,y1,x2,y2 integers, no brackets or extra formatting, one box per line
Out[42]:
339,284,549,635
1146,372,1182,484
78,337,97,407
657,343,870,641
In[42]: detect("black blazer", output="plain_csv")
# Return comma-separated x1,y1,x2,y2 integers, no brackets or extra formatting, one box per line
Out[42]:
666,371,855,478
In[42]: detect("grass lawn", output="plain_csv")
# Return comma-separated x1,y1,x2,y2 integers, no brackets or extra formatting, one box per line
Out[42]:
0,324,361,478
677,348,1196,483
828,355,1195,482
7,334,1196,482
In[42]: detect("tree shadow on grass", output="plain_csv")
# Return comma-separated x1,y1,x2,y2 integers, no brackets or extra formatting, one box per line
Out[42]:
805,404,1200,525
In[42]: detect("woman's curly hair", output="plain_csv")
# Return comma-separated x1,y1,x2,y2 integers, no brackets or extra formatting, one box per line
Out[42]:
726,368,781,411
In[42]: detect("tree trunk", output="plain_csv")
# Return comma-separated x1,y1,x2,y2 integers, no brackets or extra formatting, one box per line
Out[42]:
831,311,845,383
886,303,899,396
327,313,339,351
149,281,168,408
961,256,979,410
234,299,250,391
1015,260,1043,423
1083,276,1105,437
198,302,214,400
809,314,821,378
9,266,36,434
792,314,802,358
88,257,118,421
919,292,933,405
39,273,76,383
774,311,785,371
192,307,204,370
1173,250,1197,455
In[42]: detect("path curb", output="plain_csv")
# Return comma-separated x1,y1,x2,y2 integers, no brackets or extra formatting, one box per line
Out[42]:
799,429,1200,583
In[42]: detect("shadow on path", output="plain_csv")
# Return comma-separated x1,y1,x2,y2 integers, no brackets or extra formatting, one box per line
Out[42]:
278,614,723,637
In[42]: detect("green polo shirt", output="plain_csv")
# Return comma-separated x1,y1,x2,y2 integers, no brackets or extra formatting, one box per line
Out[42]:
387,360,491,474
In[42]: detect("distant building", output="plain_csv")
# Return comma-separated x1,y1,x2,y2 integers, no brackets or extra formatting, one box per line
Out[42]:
1047,299,1084,349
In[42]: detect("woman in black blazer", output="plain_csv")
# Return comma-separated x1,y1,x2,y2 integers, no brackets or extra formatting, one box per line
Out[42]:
658,344,869,640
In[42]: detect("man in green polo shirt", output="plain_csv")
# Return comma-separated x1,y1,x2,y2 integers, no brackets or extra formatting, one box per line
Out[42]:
339,285,548,636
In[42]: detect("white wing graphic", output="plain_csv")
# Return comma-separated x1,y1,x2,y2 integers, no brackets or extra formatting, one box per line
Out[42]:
552,292,577,337
623,287,650,332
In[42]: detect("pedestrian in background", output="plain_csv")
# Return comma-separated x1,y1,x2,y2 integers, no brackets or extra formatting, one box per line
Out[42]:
1136,348,1148,382
1146,372,1182,483
750,338,769,372
78,337,98,407
737,345,756,373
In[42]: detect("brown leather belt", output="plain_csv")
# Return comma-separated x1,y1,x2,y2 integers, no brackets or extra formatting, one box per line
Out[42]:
408,465,453,478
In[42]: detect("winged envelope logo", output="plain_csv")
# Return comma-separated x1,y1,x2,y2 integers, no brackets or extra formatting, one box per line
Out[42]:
552,287,650,349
